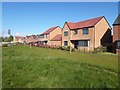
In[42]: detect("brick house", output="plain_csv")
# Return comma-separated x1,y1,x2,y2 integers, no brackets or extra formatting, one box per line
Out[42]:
40,26,62,46
25,35,40,44
13,36,26,43
62,16,112,51
113,15,120,54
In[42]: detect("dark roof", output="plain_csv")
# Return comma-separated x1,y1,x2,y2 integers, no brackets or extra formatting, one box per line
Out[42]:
113,15,120,25
51,34,62,41
66,16,104,29
43,26,59,35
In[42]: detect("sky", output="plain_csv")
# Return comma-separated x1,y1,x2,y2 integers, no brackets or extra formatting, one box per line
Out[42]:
2,2,119,36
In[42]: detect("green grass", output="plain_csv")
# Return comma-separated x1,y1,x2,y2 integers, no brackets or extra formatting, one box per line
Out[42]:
0,46,2,90
2,45,118,88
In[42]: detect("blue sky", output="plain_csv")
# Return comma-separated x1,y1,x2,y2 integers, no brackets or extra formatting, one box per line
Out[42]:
2,2,118,36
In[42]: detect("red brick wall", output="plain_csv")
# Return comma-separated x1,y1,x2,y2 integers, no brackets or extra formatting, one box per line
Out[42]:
116,49,120,54
113,25,120,43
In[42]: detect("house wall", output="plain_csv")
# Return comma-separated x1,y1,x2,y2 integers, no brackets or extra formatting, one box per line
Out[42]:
62,23,74,47
49,41,62,46
62,17,111,51
62,23,95,50
95,17,111,48
113,25,120,43
13,37,17,43
13,37,25,43
112,25,120,54
41,27,62,45
40,34,49,42
71,27,95,50
26,37,35,43
49,27,61,40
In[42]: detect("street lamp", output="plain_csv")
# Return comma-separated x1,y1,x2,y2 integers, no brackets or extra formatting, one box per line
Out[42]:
69,31,71,54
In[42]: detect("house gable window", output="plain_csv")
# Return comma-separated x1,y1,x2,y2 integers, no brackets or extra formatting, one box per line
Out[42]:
74,30,78,35
64,41,68,46
82,28,89,35
78,40,89,47
64,31,68,36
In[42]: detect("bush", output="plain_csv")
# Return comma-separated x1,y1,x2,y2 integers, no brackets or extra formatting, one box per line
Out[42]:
94,46,107,53
66,46,70,51
61,46,67,50
2,44,8,47
57,46,62,49
71,48,77,52
61,46,74,51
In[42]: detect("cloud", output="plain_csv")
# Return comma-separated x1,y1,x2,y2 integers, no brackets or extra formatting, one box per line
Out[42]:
27,34,32,36
16,33,20,36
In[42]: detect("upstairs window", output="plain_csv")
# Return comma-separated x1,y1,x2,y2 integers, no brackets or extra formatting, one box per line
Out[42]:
64,31,68,36
39,34,44,38
82,28,89,35
74,30,78,35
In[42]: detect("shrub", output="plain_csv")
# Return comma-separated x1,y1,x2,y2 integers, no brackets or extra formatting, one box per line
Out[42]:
94,46,107,53
61,46,74,51
56,46,62,49
66,46,70,51
71,48,77,52
61,46,67,50
2,44,8,47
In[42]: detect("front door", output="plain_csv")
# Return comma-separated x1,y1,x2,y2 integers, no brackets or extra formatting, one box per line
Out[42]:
44,41,48,45
74,41,78,49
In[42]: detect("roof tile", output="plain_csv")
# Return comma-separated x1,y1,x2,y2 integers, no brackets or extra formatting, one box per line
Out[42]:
113,15,120,25
66,16,103,29
43,26,59,34
51,34,62,41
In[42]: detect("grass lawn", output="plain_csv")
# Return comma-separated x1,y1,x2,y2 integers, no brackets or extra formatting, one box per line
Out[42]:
2,45,118,88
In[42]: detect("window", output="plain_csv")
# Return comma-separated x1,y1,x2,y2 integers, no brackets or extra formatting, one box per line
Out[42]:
39,34,44,38
64,31,68,36
74,30,78,35
78,40,89,47
82,28,89,35
117,41,120,48
64,41,68,46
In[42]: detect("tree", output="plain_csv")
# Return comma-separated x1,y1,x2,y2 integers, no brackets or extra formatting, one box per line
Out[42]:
8,35,14,42
0,37,4,42
0,35,14,42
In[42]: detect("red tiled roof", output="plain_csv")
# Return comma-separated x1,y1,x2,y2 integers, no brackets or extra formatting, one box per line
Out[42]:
51,34,62,41
15,36,25,39
66,16,104,29
43,26,59,34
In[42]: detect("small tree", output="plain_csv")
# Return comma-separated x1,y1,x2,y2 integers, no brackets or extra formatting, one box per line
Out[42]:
8,35,14,42
0,37,4,42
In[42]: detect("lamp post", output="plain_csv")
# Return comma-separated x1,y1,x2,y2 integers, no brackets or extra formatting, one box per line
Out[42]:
30,43,31,49
69,31,71,54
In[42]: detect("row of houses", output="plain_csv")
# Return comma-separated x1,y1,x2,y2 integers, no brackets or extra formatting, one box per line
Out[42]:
13,15,120,54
